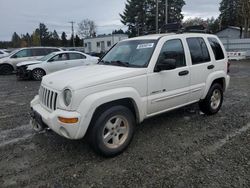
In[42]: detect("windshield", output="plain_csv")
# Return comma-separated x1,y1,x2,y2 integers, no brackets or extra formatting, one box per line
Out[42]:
8,49,20,57
38,52,57,61
100,39,157,68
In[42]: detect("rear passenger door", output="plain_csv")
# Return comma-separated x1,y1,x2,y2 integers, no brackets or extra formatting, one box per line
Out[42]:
66,53,87,69
186,37,213,102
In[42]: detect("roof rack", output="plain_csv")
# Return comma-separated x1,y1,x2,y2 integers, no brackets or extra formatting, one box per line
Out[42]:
160,23,209,34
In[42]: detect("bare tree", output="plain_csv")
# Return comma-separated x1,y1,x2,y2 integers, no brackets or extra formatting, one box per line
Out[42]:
78,19,97,38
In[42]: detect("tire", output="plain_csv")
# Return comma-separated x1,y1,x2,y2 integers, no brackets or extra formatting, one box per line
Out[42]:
199,83,223,115
32,68,45,81
88,105,135,157
0,64,14,75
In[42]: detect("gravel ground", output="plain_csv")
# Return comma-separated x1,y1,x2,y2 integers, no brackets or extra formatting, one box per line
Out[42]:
0,61,249,188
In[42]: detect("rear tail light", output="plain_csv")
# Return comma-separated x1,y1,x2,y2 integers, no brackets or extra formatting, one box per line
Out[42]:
227,62,230,74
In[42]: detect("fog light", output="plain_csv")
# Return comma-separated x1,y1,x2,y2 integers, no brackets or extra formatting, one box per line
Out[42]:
58,117,78,124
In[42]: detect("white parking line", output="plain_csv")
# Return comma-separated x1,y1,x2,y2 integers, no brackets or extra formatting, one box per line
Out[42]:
0,124,34,148
205,122,250,154
0,133,35,148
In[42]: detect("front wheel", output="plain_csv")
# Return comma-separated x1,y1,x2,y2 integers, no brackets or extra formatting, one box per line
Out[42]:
88,106,135,157
199,83,223,115
0,64,14,75
32,68,45,81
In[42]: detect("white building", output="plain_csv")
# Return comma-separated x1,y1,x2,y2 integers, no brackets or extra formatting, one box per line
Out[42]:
84,34,128,53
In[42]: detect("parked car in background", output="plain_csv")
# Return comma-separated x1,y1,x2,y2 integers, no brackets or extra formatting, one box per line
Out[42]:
0,49,9,59
3,49,14,54
16,51,99,81
0,47,62,75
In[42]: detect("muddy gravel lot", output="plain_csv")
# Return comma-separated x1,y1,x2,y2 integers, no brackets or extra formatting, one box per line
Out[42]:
0,61,250,188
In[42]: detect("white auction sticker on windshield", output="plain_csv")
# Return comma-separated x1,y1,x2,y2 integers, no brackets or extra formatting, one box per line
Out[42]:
136,43,154,49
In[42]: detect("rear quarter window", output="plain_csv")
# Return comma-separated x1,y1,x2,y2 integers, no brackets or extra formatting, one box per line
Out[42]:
187,37,211,65
46,48,60,54
208,37,225,60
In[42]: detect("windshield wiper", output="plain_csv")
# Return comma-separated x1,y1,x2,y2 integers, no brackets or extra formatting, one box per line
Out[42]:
110,61,130,67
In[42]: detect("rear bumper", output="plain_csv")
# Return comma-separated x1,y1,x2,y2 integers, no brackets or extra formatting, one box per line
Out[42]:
31,95,82,139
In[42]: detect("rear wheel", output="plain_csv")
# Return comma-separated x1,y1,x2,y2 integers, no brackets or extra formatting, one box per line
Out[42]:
0,64,14,75
88,105,135,157
32,68,45,81
199,83,223,115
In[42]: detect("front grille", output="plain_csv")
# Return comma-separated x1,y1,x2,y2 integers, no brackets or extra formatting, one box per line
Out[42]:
39,86,58,111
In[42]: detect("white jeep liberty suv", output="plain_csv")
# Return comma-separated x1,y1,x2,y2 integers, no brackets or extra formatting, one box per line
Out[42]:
30,33,230,157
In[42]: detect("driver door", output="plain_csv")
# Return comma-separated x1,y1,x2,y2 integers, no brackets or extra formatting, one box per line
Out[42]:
147,38,190,116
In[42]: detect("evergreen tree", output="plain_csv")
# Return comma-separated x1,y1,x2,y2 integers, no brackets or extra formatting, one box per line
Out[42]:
61,32,68,47
31,29,41,46
52,30,60,46
75,34,81,47
39,23,51,46
219,0,242,29
120,0,185,37
11,32,21,48
22,33,32,46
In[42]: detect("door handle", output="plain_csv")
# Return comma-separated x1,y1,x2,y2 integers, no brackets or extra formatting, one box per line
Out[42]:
178,70,189,76
207,65,215,70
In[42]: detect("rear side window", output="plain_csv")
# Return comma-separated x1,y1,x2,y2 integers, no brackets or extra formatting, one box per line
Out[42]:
69,53,86,60
157,39,186,68
208,37,225,60
32,48,47,56
187,37,211,65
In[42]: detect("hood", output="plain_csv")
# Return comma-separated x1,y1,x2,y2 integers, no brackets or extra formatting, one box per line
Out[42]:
17,60,42,67
0,56,8,63
42,64,147,91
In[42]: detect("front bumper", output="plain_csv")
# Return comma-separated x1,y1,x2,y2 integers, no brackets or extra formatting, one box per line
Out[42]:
16,66,32,79
31,95,82,139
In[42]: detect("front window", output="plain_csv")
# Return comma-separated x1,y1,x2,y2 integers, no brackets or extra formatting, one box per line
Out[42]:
100,40,157,68
157,39,186,68
69,53,86,60
12,49,32,58
49,53,69,62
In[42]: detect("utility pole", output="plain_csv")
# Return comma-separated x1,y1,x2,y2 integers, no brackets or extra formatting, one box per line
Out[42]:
165,0,168,24
69,21,75,47
156,0,159,33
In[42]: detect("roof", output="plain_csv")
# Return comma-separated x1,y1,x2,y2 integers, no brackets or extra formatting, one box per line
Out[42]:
123,33,217,41
84,34,128,40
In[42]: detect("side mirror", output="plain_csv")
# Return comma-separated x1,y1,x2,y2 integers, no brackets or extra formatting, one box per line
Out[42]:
155,58,176,72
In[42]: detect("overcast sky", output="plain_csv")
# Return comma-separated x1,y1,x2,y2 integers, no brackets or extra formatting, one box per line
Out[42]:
0,0,221,41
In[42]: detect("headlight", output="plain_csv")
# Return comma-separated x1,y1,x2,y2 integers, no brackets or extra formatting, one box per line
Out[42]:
63,89,72,106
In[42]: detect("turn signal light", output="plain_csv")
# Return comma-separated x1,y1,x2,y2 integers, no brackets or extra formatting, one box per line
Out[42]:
58,117,78,124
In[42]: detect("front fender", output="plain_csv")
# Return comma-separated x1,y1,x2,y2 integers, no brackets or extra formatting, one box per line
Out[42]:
75,87,146,139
